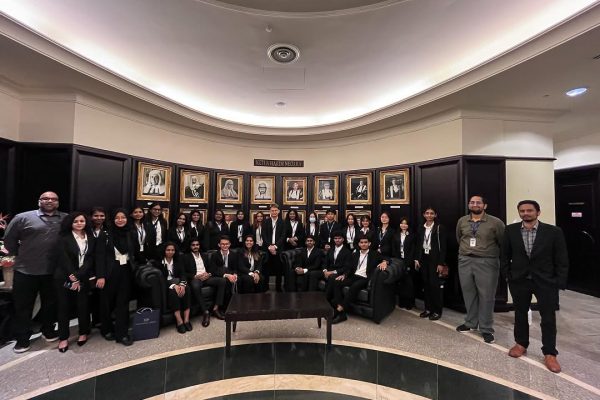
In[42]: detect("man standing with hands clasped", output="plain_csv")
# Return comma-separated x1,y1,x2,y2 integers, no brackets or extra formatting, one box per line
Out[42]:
502,200,568,373
455,195,505,344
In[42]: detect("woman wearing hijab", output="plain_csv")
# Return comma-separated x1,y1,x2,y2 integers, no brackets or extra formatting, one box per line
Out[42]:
229,210,252,248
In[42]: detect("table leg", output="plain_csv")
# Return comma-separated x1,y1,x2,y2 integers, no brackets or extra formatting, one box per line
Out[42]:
317,317,322,329
233,321,237,332
226,320,231,357
326,316,332,347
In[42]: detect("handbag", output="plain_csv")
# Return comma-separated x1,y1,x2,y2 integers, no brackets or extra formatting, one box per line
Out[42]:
132,307,160,341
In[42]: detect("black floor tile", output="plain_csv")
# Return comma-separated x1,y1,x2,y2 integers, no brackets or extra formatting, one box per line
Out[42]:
378,351,438,399
275,390,368,399
275,342,326,375
224,343,275,379
324,345,377,384
438,366,538,400
30,378,95,400
221,391,274,399
95,359,166,400
166,347,224,392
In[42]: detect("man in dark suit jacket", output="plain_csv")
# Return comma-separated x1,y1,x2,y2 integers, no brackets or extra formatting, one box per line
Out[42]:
501,200,569,373
208,235,240,310
291,235,323,291
263,203,286,291
331,234,386,324
315,231,352,297
319,210,341,250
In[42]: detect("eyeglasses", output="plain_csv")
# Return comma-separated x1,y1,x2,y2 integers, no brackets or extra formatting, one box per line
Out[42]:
40,197,59,202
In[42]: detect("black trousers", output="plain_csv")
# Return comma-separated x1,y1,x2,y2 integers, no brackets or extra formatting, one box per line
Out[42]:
332,275,369,310
420,254,443,315
167,286,191,312
289,270,312,292
265,253,284,291
55,280,90,341
190,277,226,312
397,264,416,307
510,278,559,356
12,271,57,343
100,263,132,339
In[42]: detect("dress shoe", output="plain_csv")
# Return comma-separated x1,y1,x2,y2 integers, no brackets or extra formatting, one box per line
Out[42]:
176,324,186,334
213,309,225,320
103,332,116,341
184,321,193,332
77,338,88,347
419,311,430,318
544,355,561,373
42,331,59,342
428,313,441,321
201,311,211,327
117,336,133,346
58,344,69,353
332,312,348,324
508,344,527,358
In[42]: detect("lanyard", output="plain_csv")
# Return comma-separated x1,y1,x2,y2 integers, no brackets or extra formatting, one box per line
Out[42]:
424,224,434,248
348,227,355,241
136,224,146,244
327,222,334,235
177,228,185,241
470,220,481,236
78,240,88,267
164,259,174,278
248,253,255,270
291,221,298,236
379,228,386,241
357,252,368,269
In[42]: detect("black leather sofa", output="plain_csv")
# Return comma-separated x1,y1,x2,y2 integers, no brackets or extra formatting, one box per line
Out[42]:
280,248,399,324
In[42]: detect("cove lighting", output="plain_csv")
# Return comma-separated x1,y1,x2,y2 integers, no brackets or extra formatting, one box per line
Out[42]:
565,87,588,97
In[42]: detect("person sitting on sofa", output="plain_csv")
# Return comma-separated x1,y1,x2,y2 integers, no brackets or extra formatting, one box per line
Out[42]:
290,235,323,291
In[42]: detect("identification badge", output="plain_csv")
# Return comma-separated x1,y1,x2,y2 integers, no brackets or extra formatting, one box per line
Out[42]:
139,244,144,252
469,238,477,247
424,248,430,255
328,237,331,243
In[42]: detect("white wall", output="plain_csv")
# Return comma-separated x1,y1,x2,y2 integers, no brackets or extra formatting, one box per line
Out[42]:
554,132,600,170
0,89,20,141
505,160,556,224
19,96,75,143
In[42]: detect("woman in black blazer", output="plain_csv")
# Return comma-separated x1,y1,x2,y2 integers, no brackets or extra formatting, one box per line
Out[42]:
358,215,376,250
229,210,252,248
130,206,150,264
204,209,229,250
145,202,168,261
414,206,448,321
343,213,358,251
391,217,417,309
155,242,191,333
54,212,96,352
305,212,320,243
375,211,395,258
186,210,205,240
238,234,265,293
167,212,191,254
252,211,266,251
284,209,305,250
96,208,137,346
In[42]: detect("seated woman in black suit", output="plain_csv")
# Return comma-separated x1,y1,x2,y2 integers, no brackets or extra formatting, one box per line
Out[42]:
187,210,205,240
155,242,192,333
167,212,191,254
238,234,265,293
229,209,252,248
375,211,395,258
391,216,417,309
54,211,96,353
284,209,305,250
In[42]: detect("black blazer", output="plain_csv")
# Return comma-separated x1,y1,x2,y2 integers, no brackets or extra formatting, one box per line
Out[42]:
186,221,205,241
252,223,266,251
296,247,323,271
238,250,264,274
343,225,359,251
204,221,230,251
95,230,138,279
305,223,320,243
208,250,240,277
391,231,416,264
130,222,150,263
319,221,342,248
501,222,569,289
154,258,187,285
167,226,192,253
263,217,286,251
415,223,447,267
347,250,383,279
229,220,252,248
182,252,211,281
54,233,97,281
375,226,395,258
284,220,306,250
145,218,168,260
324,245,352,275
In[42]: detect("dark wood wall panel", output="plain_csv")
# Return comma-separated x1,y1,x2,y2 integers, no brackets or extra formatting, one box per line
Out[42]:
464,158,506,221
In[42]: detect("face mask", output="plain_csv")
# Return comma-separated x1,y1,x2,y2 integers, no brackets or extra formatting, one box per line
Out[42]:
309,217,316,223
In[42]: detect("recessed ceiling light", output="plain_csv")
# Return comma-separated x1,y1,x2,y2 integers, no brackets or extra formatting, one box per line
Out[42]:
276,101,286,107
565,87,588,97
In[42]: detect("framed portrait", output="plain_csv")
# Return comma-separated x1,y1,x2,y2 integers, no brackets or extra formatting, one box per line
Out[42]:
282,209,306,224
142,207,170,227
313,175,339,205
380,169,410,204
282,176,307,206
217,173,243,204
179,170,209,203
346,173,372,205
346,209,372,224
136,162,172,201
179,207,207,224
315,209,338,225
251,176,275,204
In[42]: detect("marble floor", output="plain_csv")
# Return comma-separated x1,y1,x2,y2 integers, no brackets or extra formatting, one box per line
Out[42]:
0,290,599,400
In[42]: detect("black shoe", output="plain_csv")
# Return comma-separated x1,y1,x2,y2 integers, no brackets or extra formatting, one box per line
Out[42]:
58,344,69,353
456,324,472,333
117,336,133,346
213,309,225,320
332,313,348,324
201,311,211,327
428,313,441,321
42,331,59,342
419,311,430,318
77,339,88,347
482,333,495,344
184,321,193,332
13,340,31,353
176,324,186,334
103,332,116,341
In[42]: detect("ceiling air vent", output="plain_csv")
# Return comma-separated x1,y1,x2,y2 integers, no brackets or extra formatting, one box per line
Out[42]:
268,44,300,64
593,53,600,60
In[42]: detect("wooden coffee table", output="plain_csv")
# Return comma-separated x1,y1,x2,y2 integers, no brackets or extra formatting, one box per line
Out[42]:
224,292,334,356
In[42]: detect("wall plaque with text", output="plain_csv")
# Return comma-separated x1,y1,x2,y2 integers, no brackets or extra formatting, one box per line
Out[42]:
254,159,304,168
